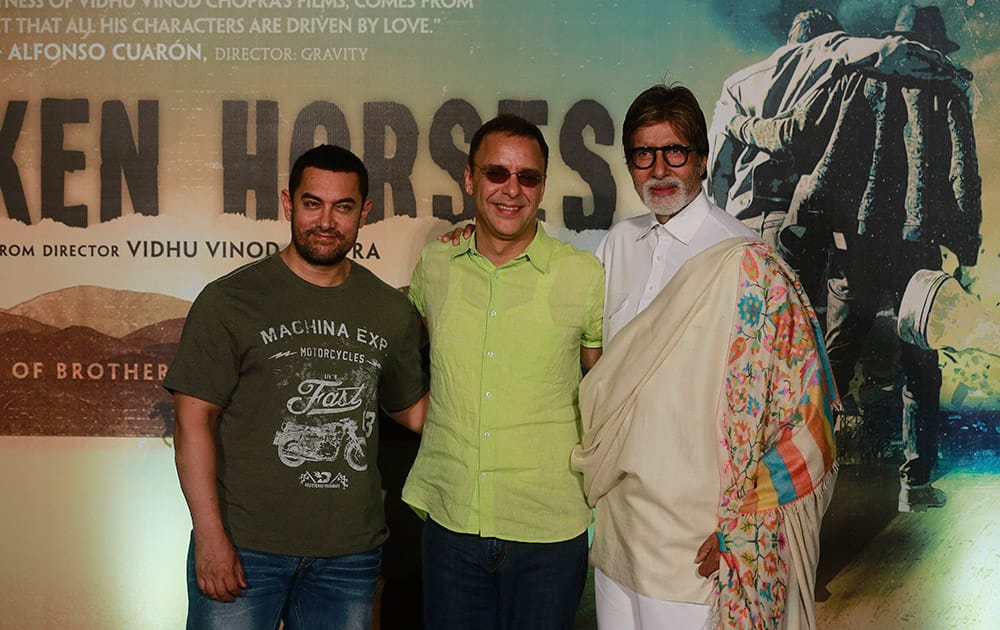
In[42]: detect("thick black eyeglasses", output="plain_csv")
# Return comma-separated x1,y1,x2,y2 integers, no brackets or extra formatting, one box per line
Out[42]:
626,145,695,169
474,164,546,188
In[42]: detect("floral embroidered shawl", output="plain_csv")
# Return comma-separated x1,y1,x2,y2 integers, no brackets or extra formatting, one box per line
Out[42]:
715,240,837,628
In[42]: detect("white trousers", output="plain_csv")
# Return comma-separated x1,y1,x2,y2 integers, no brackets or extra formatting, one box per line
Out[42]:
594,568,711,630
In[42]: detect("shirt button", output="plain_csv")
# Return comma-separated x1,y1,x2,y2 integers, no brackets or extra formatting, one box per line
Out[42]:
485,392,493,398
655,256,662,262
484,431,490,438
481,472,488,478
646,285,654,292
490,310,497,317
487,351,494,358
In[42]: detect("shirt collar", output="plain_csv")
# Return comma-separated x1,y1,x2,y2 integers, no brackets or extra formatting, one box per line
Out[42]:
635,190,712,246
452,220,553,274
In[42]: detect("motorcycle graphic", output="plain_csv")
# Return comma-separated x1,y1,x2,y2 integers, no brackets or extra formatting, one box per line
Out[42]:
273,413,374,471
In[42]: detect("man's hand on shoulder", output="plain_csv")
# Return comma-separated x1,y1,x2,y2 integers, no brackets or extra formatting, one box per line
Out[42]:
194,529,247,602
879,35,973,85
437,223,475,245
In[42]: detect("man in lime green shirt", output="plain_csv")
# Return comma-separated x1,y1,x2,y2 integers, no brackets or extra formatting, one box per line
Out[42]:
402,114,604,629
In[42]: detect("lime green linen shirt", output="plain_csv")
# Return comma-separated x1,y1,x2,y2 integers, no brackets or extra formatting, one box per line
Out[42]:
402,223,604,542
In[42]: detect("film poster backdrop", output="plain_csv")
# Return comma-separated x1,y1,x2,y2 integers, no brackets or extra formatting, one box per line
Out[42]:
0,0,997,627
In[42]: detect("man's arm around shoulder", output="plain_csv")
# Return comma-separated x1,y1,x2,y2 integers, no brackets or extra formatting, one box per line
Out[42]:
385,390,429,434
173,392,247,603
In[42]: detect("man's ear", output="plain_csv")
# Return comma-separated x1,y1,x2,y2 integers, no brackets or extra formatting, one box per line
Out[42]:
281,189,293,220
464,165,473,196
359,199,373,228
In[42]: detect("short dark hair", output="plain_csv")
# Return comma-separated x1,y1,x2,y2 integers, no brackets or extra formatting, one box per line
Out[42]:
787,9,842,44
288,144,369,201
468,114,550,173
622,84,709,178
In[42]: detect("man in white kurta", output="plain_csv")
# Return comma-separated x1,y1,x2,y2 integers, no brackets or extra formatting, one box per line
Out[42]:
572,84,837,629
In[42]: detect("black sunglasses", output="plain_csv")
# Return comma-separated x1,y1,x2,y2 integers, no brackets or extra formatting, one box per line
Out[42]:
473,164,546,188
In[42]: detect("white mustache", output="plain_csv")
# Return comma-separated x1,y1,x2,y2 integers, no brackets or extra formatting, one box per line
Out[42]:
643,176,685,191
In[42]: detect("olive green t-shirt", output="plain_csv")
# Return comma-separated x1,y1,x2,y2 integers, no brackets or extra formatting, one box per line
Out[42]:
165,254,427,557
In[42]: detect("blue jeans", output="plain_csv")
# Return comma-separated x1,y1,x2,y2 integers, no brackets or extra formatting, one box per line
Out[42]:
186,534,380,630
422,519,588,630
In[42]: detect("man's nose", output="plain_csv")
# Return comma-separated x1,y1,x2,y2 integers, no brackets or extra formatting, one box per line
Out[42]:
501,173,523,196
317,207,335,229
651,152,672,177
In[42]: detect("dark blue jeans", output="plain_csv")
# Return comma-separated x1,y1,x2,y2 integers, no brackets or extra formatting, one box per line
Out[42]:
422,519,588,630
186,535,380,630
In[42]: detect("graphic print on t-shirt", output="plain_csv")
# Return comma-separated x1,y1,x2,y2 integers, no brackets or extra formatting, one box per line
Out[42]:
273,362,379,473
260,318,388,481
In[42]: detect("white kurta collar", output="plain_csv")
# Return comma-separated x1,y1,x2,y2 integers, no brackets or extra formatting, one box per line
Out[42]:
634,191,713,246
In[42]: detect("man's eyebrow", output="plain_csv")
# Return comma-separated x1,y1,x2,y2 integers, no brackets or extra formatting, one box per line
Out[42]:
300,192,357,205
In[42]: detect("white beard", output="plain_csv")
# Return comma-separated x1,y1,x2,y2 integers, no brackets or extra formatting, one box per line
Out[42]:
641,176,698,217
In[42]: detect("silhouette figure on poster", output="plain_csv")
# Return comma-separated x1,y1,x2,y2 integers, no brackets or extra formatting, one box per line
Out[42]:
711,5,982,512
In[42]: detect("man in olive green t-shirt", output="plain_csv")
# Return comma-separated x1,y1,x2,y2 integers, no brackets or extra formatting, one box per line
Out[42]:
166,145,428,630
402,115,604,630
